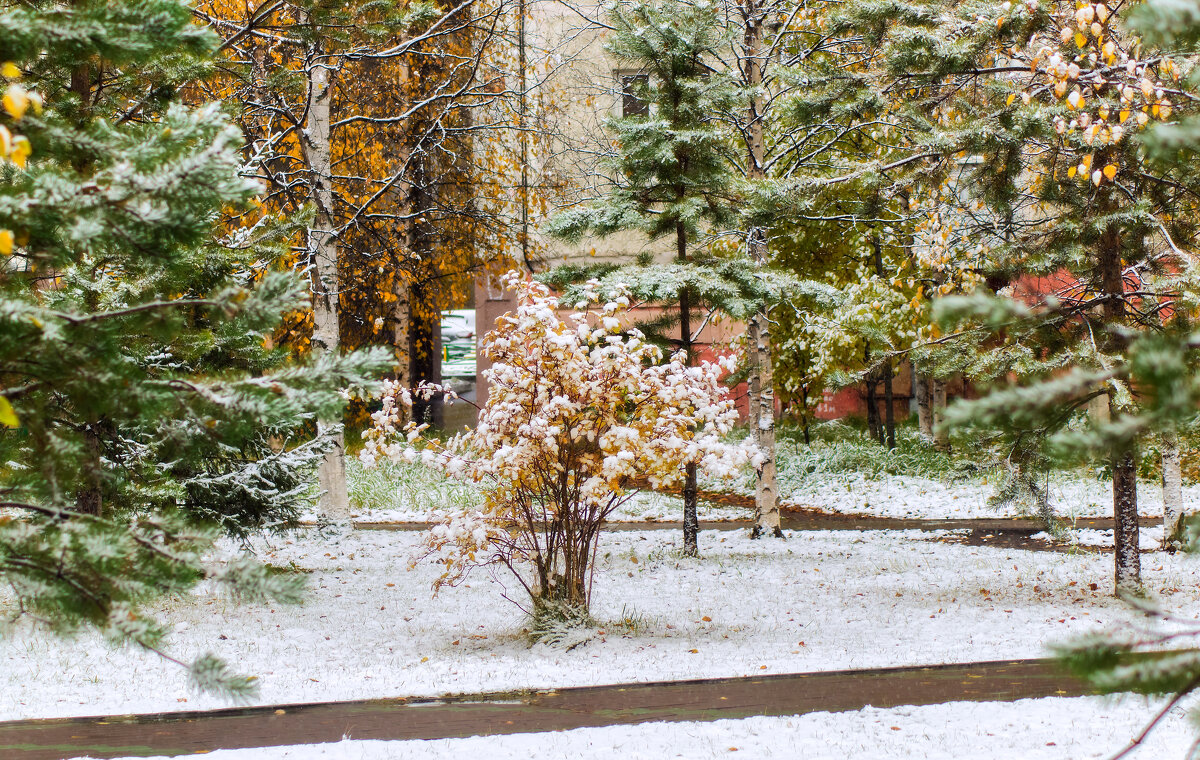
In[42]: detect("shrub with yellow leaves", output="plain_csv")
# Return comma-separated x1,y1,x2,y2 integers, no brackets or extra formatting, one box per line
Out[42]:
362,272,756,619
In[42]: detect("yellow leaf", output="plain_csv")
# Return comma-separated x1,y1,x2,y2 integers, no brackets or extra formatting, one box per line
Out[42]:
0,62,19,80
1006,93,1016,106
1068,166,1077,178
0,397,17,428
3,84,27,120
1074,32,1087,48
10,135,30,168
1103,164,1117,180
1119,109,1130,123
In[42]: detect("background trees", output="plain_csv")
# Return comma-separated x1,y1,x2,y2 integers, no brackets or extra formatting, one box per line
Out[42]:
813,0,1200,592
194,0,538,514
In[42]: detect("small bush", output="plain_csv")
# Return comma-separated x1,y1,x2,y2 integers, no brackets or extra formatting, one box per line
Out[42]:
361,273,753,617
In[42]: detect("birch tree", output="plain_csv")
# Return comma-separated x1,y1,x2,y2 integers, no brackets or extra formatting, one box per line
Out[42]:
195,0,528,516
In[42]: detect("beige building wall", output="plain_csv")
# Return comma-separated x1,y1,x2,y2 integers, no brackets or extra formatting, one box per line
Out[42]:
473,0,679,413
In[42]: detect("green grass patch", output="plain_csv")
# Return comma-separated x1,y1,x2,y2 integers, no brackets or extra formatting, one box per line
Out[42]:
346,455,480,514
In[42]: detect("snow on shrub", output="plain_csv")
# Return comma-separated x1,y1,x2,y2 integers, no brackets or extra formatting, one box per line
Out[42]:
362,272,756,618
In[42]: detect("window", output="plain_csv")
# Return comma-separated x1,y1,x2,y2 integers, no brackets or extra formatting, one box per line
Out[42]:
619,73,649,118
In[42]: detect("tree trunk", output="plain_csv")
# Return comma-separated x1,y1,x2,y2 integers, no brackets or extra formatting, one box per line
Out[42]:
882,359,896,450
1162,432,1185,551
870,232,896,450
1096,185,1139,593
748,311,782,538
915,371,933,439
69,37,103,516
740,0,782,540
305,47,350,521
75,423,103,516
865,372,881,445
931,379,948,450
678,221,699,557
683,462,699,557
408,291,444,428
1113,448,1141,593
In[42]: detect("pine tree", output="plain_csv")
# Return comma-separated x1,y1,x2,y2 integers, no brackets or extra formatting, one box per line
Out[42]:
546,0,746,557
811,0,1200,592
0,0,387,695
1052,0,1200,744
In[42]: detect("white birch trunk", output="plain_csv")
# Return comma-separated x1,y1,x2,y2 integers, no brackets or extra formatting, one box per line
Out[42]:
748,312,780,537
742,0,781,539
1162,432,1184,550
914,370,932,440
305,52,350,521
931,379,948,451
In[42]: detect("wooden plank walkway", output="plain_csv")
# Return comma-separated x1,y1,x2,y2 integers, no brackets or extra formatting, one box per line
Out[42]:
0,658,1094,759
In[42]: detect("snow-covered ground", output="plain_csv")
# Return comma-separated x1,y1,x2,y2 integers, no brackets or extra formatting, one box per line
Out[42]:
331,457,1198,524
79,695,1198,760
777,470,1200,520
336,488,751,524
5,527,1200,722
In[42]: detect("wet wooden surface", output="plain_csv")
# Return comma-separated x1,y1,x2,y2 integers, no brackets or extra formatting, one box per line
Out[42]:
1,658,1093,759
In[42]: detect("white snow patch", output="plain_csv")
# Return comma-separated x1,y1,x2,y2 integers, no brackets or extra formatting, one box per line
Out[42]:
776,471,1200,520
4,528,1200,721
76,695,1197,760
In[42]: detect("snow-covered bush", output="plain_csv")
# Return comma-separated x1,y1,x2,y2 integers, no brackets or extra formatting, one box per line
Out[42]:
362,272,755,619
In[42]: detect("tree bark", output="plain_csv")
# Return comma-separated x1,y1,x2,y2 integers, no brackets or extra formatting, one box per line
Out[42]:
75,423,103,516
871,233,896,449
1097,188,1139,593
678,221,699,557
741,0,782,540
882,359,896,450
914,370,933,439
304,45,350,521
1162,432,1185,551
408,288,444,428
931,379,948,450
865,372,881,445
1113,448,1141,593
748,311,782,538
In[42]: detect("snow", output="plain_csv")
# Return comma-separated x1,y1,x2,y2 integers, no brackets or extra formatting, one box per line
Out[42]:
331,457,1196,524
338,488,750,525
774,470,1196,520
1033,525,1167,548
76,695,1197,760
5,527,1200,722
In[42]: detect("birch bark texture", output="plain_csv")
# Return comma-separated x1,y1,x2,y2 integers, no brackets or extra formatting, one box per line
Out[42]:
914,371,933,439
931,379,948,451
739,0,781,539
1162,432,1184,550
303,48,350,520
